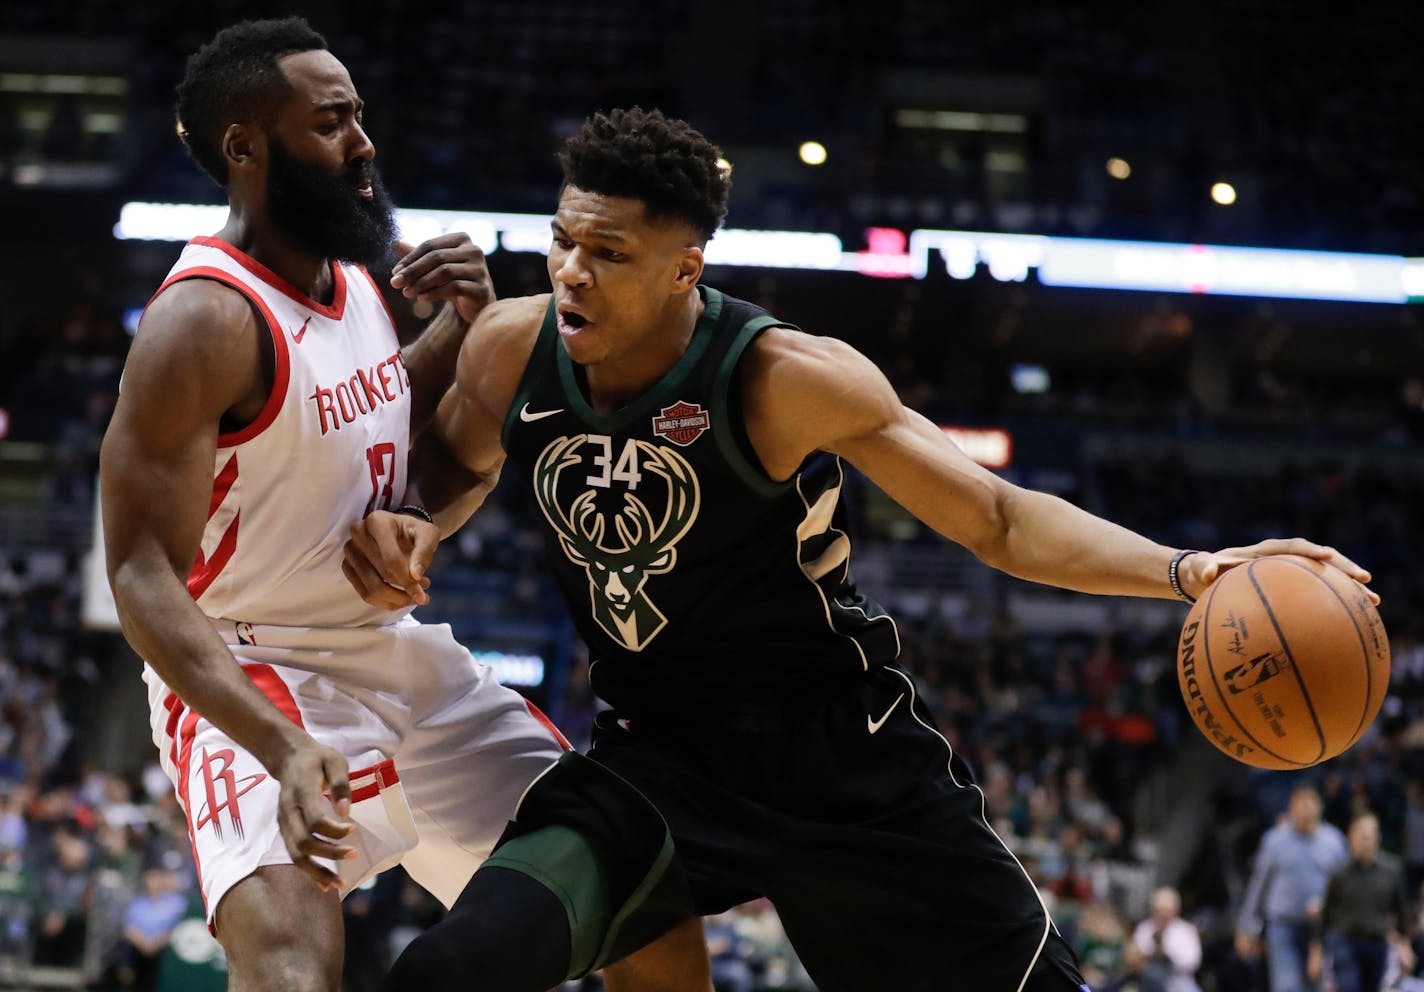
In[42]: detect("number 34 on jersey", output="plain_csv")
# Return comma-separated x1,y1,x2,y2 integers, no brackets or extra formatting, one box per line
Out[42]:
532,433,703,652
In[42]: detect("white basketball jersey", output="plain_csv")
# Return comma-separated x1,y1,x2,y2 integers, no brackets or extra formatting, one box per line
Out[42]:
154,236,411,628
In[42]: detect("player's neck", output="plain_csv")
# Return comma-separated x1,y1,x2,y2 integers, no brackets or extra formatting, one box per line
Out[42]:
584,290,703,414
215,214,336,305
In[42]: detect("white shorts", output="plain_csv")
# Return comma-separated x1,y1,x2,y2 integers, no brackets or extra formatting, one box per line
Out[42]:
144,618,570,928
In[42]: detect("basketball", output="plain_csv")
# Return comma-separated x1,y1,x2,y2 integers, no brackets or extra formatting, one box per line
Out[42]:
1176,555,1390,769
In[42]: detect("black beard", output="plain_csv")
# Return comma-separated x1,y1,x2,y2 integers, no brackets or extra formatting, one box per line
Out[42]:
266,138,397,270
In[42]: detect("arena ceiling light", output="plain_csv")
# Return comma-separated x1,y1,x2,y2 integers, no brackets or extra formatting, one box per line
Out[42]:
798,141,828,166
115,201,1422,304
1211,181,1237,205
894,110,1029,134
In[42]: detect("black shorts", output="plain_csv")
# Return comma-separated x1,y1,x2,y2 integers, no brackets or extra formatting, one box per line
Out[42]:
590,664,1089,992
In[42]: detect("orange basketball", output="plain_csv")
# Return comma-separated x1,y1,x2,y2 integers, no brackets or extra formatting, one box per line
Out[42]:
1176,554,1389,769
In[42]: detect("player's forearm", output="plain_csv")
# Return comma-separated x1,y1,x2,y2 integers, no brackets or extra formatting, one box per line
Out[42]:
407,431,500,538
403,304,474,436
110,556,310,771
978,486,1180,599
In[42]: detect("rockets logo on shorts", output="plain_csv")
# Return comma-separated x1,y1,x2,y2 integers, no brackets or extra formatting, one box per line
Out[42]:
193,747,267,841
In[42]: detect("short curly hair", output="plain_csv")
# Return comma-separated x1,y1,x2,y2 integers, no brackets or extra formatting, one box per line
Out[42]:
175,17,328,186
558,108,731,244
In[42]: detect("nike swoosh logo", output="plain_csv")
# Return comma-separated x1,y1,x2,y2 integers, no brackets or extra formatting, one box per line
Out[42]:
519,403,563,422
292,317,310,343
867,693,905,735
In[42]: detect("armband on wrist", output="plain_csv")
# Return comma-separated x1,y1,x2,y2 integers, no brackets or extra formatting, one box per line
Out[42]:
1169,549,1201,604
396,504,434,525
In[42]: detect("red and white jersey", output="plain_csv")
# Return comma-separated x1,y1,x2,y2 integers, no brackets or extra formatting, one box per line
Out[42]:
153,236,411,628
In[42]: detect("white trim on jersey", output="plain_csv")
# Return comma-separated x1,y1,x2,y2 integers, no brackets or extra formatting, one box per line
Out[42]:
792,459,901,669
884,665,1053,992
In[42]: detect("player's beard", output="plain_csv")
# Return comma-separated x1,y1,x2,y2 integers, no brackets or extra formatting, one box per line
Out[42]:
266,137,398,270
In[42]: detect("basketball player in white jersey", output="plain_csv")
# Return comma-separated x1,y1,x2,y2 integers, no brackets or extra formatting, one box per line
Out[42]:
100,19,711,992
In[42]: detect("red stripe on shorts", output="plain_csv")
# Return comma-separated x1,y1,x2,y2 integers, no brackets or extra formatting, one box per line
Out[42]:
523,699,572,751
244,664,305,728
348,757,400,804
173,707,207,899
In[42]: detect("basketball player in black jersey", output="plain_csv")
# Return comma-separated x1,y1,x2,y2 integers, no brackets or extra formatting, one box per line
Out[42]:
344,108,1377,992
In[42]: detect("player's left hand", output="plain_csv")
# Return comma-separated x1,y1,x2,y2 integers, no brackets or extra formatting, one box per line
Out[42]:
390,232,494,324
343,510,439,609
1179,538,1378,605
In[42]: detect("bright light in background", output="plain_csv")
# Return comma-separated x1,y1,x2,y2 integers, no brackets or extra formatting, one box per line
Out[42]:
716,156,732,176
1010,364,1051,394
468,649,545,687
798,141,827,166
1106,157,1131,180
1211,181,1237,205
114,202,1419,304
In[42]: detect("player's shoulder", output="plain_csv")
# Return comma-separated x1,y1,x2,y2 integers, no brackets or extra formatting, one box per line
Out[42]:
742,326,882,415
455,294,550,398
743,324,865,382
144,275,257,334
474,294,549,340
134,276,261,371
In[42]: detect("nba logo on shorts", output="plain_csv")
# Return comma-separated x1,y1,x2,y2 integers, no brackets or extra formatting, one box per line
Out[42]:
235,621,257,645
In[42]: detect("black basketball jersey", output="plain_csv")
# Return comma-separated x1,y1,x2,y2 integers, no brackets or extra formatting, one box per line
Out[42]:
501,286,900,714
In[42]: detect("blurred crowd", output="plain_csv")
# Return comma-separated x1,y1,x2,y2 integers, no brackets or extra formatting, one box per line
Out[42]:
2,0,1423,252
0,263,1420,988
0,0,1421,964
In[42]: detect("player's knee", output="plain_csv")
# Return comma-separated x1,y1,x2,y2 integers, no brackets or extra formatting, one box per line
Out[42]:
218,870,343,992
227,935,340,992
243,956,338,992
382,929,462,992
382,905,564,992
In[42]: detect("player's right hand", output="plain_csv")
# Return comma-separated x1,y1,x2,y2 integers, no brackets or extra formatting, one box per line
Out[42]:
274,740,355,892
343,510,439,609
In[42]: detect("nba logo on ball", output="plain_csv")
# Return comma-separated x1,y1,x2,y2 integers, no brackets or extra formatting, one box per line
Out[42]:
1176,556,1390,770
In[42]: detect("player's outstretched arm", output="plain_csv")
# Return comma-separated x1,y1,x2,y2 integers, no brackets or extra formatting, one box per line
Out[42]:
742,327,1373,602
342,295,546,604
101,281,355,889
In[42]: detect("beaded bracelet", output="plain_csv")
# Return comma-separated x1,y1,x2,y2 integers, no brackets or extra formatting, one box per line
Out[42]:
396,504,434,525
1169,549,1201,604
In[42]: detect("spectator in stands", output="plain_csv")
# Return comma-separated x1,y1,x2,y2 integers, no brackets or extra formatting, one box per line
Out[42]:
1405,782,1424,898
108,867,185,991
0,846,32,963
32,825,92,967
1076,900,1129,987
1308,812,1412,992
1132,886,1202,992
1237,784,1349,992
1103,941,1170,992
702,911,753,992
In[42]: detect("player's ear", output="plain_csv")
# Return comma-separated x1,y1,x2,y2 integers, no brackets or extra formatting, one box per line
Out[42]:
672,245,703,294
221,123,262,176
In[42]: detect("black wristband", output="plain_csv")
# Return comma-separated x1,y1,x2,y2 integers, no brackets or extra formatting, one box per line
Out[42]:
396,504,434,525
1169,549,1200,604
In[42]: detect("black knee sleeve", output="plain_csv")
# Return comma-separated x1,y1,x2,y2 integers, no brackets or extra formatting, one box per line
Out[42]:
380,867,571,992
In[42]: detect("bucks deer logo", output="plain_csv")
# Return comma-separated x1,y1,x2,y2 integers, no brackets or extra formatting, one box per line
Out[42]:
534,435,700,651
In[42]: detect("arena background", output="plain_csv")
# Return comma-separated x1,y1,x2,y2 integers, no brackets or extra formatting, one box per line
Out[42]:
1,2,1422,990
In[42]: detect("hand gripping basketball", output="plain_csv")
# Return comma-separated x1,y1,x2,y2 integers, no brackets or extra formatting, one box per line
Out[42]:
1176,551,1389,769
1176,538,1377,605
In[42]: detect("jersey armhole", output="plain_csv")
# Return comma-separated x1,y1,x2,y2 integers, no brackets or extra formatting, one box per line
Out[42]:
499,299,559,451
148,268,291,448
711,315,797,497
